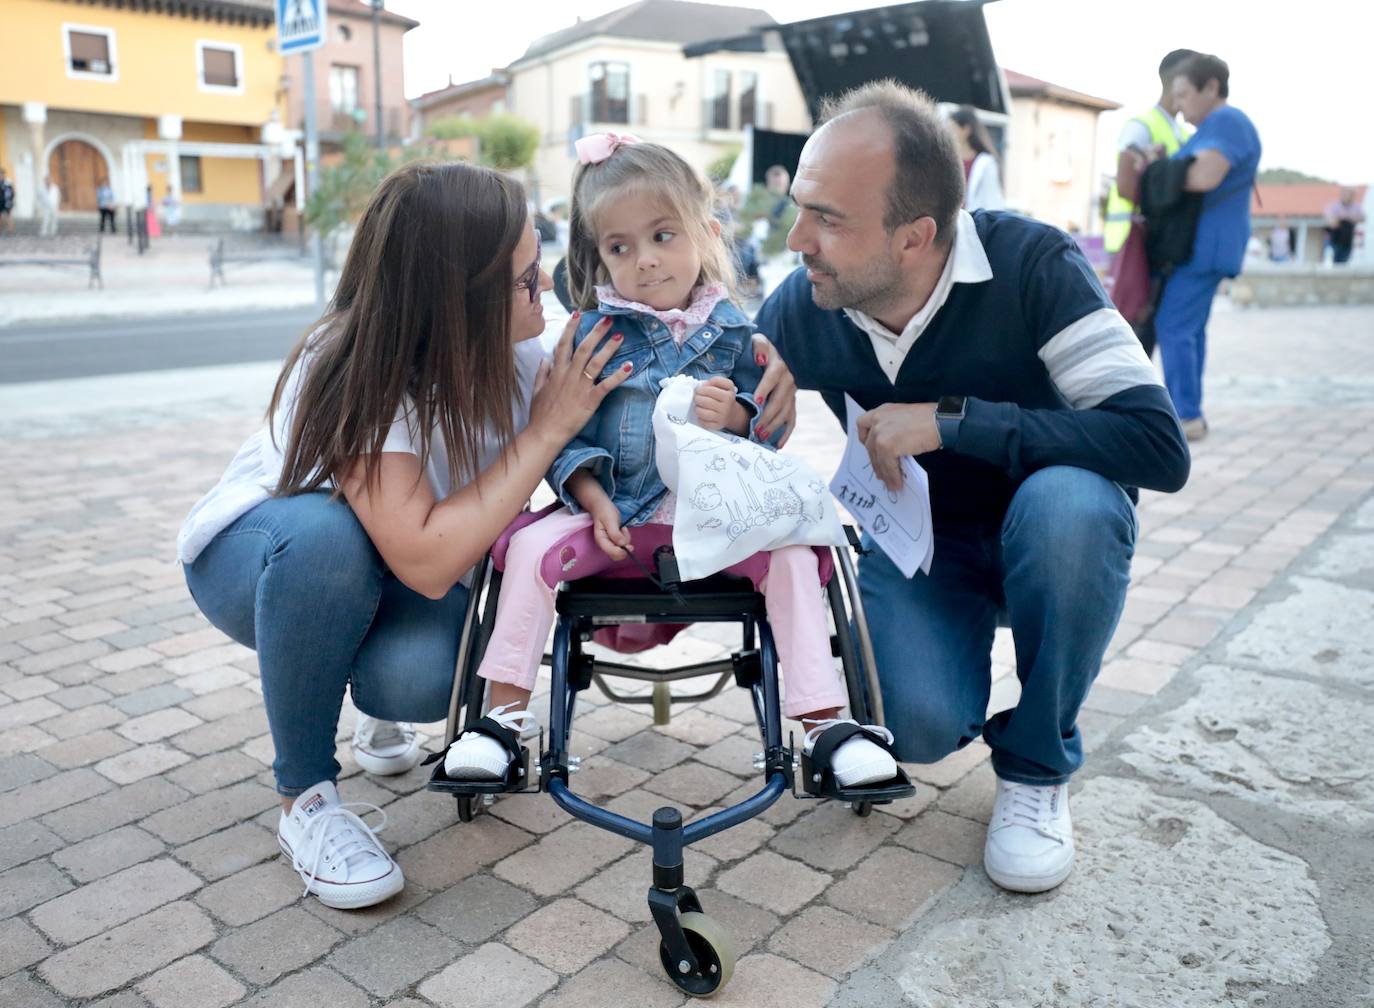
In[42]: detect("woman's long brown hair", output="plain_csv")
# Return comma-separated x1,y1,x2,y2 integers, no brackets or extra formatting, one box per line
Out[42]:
268,161,526,497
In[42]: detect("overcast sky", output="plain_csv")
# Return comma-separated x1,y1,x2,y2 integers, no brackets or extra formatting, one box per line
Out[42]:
385,0,1370,185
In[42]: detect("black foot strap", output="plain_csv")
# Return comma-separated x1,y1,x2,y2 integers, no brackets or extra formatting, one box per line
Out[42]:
801,722,913,801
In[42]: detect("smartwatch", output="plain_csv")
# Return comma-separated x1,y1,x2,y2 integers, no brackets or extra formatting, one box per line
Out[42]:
935,395,967,449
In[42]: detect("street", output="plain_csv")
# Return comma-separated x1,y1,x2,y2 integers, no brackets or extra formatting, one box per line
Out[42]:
0,307,320,384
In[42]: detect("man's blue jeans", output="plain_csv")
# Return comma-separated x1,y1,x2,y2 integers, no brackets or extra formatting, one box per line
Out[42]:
858,466,1136,785
183,493,469,796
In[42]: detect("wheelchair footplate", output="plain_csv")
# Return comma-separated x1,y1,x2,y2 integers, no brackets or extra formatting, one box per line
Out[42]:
424,723,539,798
797,722,916,805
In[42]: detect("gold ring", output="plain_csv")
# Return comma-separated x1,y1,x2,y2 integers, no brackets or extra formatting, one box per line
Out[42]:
582,369,596,381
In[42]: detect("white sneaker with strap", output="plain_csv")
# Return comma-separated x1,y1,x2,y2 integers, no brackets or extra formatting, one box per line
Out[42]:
277,781,404,909
443,703,540,780
801,718,899,788
351,716,421,776
983,777,1074,893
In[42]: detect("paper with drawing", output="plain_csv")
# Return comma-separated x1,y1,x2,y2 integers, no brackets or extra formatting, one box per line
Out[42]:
829,394,934,578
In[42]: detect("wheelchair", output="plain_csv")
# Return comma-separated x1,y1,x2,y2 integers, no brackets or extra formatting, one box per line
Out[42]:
425,512,912,998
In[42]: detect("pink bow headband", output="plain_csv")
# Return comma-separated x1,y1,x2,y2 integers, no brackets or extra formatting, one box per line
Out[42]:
575,131,642,165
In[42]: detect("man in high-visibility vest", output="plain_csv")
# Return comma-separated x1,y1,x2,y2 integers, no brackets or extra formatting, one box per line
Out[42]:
1104,49,1197,256
1104,49,1196,358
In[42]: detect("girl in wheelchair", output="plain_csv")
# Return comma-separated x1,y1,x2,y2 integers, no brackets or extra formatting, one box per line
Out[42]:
444,135,904,791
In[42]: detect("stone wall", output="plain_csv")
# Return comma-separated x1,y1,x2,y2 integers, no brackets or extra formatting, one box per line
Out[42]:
1230,266,1374,308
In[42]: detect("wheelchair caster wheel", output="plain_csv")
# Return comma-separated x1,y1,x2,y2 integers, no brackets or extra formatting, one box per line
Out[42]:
658,912,736,998
852,799,873,818
456,796,478,822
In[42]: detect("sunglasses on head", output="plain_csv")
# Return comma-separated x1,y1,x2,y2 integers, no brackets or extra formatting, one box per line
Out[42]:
514,232,542,304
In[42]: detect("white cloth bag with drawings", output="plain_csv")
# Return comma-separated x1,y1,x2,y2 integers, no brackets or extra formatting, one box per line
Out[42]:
652,375,846,582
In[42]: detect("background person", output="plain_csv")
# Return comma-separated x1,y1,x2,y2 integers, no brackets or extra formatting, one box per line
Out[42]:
1324,187,1365,264
948,105,1004,212
39,174,61,237
1153,53,1261,441
97,178,117,233
0,167,14,236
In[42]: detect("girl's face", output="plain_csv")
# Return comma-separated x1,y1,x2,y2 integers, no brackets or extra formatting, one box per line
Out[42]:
593,186,715,311
509,219,553,344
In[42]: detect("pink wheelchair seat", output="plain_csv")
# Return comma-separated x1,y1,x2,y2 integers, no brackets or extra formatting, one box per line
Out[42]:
489,505,835,654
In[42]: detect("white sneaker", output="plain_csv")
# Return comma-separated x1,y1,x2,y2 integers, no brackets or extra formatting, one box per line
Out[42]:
983,777,1074,893
443,703,540,780
277,781,404,909
351,716,421,776
802,719,899,788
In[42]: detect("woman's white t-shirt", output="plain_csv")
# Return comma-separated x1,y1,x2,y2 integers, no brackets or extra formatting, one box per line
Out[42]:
176,336,546,567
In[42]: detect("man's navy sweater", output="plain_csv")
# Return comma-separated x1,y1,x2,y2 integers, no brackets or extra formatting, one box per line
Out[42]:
755,211,1190,529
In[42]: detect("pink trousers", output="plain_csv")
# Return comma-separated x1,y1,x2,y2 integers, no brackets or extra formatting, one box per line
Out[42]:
476,509,847,718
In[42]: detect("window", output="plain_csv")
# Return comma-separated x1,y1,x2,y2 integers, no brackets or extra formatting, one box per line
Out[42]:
329,65,360,113
63,24,117,80
180,156,203,195
738,72,758,129
197,41,242,92
337,24,353,42
589,62,629,125
709,70,731,130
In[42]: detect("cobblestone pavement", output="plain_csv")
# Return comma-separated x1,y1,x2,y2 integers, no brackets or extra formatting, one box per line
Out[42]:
2,303,1372,1007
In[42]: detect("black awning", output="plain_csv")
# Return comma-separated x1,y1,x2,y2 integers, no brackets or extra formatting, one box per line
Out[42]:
686,1,1006,119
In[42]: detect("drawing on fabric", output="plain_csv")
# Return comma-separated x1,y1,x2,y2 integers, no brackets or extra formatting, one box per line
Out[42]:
752,454,797,484
680,437,721,455
697,518,722,531
706,456,727,472
730,451,752,471
690,484,723,510
667,413,688,425
720,475,821,544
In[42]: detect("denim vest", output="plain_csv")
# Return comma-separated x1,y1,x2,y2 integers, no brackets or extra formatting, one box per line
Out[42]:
549,297,768,524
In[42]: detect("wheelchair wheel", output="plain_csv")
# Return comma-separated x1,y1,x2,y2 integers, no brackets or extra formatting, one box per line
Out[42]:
659,912,736,998
852,799,873,818
456,795,478,822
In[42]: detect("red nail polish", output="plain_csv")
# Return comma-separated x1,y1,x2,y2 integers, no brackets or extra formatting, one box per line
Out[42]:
754,394,765,405
622,363,633,372
572,310,581,319
613,332,623,340
755,354,766,366
758,428,769,439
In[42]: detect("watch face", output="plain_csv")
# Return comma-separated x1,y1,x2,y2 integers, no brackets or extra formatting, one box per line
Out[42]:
937,396,966,417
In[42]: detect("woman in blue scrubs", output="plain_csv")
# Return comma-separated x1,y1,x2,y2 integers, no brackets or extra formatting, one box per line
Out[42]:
1153,53,1261,440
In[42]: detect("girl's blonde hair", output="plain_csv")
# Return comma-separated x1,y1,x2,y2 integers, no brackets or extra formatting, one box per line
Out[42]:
566,141,736,311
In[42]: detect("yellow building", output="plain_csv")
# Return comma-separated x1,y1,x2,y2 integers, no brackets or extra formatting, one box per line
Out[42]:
0,0,296,226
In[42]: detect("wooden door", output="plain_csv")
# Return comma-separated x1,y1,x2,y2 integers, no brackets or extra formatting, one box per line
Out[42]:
48,140,105,211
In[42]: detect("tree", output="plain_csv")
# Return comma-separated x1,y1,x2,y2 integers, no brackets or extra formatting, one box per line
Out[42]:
304,129,434,252
473,113,539,171
424,115,478,141
707,145,741,183
1257,167,1335,185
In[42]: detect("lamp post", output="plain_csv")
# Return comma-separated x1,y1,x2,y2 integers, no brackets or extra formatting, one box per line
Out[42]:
370,0,384,148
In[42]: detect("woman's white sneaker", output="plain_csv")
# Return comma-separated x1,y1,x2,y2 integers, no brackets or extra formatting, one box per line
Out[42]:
277,781,404,909
351,716,421,776
983,777,1074,893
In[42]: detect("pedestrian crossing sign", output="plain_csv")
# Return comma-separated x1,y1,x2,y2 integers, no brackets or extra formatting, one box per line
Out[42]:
276,0,327,55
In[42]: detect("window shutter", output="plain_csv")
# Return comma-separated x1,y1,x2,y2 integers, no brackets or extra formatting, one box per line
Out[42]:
202,47,238,87
70,31,111,73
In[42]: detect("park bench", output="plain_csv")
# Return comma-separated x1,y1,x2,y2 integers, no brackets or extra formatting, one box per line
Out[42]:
0,236,102,288
209,235,307,287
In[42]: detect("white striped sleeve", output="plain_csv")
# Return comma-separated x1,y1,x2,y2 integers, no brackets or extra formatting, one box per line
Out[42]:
1037,307,1161,409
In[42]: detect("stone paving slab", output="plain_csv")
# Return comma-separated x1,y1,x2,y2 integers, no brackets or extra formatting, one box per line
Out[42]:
1,304,1372,1005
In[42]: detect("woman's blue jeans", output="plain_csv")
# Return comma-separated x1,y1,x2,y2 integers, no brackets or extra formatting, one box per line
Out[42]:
183,493,469,796
858,466,1136,785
